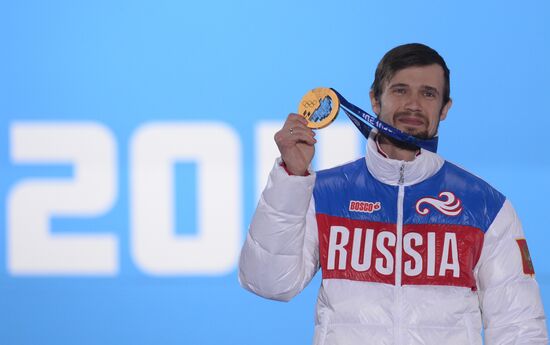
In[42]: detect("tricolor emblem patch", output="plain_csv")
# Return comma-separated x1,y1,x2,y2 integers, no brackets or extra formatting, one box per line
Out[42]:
516,238,535,276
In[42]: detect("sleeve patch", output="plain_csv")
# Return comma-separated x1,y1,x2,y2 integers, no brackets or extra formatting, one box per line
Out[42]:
516,238,535,276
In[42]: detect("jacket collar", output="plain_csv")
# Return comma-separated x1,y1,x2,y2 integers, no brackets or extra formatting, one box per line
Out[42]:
364,132,444,186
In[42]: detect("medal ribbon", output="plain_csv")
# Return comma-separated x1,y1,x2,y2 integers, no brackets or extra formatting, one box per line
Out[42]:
330,88,439,153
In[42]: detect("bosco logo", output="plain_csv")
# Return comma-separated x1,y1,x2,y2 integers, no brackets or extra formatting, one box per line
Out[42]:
349,200,381,213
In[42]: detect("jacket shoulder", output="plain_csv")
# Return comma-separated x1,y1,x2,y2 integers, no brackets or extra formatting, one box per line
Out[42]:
315,158,367,185
442,161,504,198
439,161,506,231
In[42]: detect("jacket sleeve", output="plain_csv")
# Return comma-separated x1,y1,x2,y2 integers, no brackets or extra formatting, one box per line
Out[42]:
238,158,320,302
476,199,548,344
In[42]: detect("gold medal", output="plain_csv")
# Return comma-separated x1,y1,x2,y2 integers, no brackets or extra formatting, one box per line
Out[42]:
298,87,340,129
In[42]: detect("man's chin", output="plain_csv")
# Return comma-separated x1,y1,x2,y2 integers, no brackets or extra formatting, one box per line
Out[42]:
381,129,432,151
401,127,430,140
381,134,420,151
411,132,431,140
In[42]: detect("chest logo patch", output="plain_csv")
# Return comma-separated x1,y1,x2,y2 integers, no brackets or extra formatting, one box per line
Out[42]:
416,192,463,216
349,200,381,213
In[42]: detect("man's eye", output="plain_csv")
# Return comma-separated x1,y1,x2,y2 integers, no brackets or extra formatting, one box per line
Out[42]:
393,88,406,95
424,90,436,98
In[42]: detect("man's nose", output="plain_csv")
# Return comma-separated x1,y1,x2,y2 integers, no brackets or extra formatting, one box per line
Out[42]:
404,92,422,112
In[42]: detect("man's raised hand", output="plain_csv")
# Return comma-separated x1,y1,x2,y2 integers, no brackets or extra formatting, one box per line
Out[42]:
274,114,316,176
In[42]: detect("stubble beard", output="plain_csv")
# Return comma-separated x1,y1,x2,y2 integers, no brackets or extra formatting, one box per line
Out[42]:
379,110,438,151
380,134,420,151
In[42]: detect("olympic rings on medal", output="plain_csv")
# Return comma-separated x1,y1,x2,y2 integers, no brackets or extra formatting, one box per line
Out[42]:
301,100,319,108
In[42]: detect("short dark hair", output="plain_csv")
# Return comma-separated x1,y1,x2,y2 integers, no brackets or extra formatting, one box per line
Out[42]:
371,43,450,105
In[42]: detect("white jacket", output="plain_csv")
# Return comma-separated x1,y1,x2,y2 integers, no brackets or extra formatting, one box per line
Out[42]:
239,136,548,345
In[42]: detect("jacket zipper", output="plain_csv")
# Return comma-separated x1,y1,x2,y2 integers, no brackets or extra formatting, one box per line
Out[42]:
395,163,405,344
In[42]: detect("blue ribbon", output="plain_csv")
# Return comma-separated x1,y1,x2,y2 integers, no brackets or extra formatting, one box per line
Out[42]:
330,88,439,153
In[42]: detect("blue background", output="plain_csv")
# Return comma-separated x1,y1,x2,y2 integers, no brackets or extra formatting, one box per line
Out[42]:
1,0,549,344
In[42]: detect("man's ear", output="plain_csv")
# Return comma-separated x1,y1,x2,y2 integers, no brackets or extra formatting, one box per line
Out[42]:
369,90,380,115
439,98,453,121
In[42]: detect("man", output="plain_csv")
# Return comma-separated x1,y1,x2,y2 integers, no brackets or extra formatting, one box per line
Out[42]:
239,43,548,344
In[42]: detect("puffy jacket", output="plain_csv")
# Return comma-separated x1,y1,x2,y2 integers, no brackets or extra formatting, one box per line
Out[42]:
239,135,548,345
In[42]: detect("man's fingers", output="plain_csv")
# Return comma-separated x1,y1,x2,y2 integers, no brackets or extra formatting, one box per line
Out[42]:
300,135,317,145
285,127,316,146
287,125,315,140
275,126,316,146
285,118,309,134
274,113,317,148
287,113,309,126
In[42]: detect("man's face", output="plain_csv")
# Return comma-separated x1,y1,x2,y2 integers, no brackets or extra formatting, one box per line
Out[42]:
370,64,452,139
